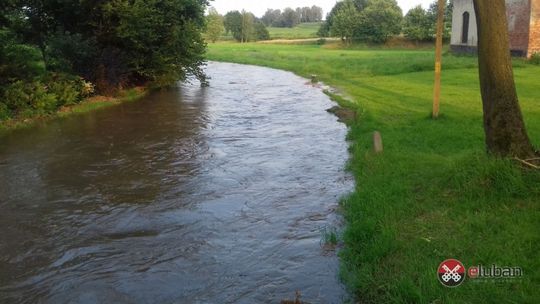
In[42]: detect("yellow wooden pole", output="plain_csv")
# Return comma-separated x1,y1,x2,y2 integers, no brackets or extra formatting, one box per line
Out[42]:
433,0,445,119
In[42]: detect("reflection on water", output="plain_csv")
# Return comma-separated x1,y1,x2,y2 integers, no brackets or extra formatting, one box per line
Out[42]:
0,62,353,303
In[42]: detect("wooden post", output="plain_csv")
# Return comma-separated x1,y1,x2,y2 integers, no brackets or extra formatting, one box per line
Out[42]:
373,131,383,153
433,0,445,119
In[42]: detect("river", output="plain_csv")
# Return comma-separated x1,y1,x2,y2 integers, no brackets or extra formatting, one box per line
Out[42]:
0,62,353,303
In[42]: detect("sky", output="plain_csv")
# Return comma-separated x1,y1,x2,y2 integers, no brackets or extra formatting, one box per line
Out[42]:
210,0,434,18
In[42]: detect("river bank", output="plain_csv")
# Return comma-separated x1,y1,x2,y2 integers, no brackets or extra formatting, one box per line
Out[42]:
0,87,148,136
207,42,540,303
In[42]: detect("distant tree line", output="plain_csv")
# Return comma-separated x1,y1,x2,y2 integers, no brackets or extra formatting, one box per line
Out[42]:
261,6,323,28
319,0,453,43
0,0,208,121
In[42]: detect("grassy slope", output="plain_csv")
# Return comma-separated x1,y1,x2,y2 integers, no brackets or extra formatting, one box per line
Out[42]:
267,22,322,39
207,43,540,303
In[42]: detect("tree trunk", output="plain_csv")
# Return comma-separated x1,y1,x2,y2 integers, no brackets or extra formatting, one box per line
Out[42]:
472,0,536,158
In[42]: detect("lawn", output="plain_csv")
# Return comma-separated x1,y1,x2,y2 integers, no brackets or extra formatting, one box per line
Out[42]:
207,43,540,303
267,22,322,39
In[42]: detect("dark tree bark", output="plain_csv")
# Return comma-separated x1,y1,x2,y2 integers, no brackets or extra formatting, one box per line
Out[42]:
473,0,536,158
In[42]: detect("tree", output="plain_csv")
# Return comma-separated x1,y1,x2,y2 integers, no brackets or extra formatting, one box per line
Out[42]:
319,0,367,37
261,9,281,26
206,7,224,43
240,10,254,43
310,5,324,22
97,0,208,91
4,0,208,93
472,0,535,158
224,10,265,42
224,10,243,41
427,0,453,40
279,7,300,28
403,5,431,41
357,0,403,43
330,0,360,44
254,21,270,41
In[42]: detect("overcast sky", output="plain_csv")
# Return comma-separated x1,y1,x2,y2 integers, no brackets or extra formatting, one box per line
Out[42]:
210,0,435,17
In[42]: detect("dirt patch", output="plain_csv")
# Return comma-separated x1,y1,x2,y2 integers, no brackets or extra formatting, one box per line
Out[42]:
281,291,308,304
326,106,357,124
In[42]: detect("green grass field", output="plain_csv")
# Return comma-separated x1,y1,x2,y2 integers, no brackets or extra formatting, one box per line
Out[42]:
207,43,540,303
267,22,322,40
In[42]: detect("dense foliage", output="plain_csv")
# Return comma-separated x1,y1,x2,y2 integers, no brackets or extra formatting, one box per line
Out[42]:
322,0,402,43
320,0,452,43
224,10,269,42
318,0,367,37
0,0,208,121
403,5,432,41
206,7,224,43
261,6,323,28
403,1,453,41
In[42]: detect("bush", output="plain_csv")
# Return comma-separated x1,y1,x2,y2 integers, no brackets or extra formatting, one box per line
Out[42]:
44,73,84,106
0,29,46,86
47,81,81,107
0,102,10,121
3,81,58,115
529,52,540,65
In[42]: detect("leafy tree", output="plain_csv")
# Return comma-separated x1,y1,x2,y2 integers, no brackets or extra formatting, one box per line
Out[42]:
224,10,243,41
0,28,45,87
330,0,360,44
261,9,281,26
309,5,324,22
298,6,322,22
97,0,208,91
240,10,254,43
319,0,367,37
318,1,346,37
279,7,300,28
254,21,270,41
12,0,209,90
205,7,224,43
264,6,322,27
426,0,453,40
224,10,265,42
357,0,403,43
403,5,431,41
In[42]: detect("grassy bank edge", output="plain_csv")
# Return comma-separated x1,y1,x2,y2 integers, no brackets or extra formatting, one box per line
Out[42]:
0,87,148,136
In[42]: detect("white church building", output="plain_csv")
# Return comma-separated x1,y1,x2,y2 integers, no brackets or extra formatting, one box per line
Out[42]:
450,0,540,57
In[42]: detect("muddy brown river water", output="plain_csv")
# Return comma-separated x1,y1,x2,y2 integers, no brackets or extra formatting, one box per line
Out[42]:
0,62,353,303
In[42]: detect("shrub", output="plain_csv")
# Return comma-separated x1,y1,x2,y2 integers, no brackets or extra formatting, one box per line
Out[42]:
316,38,327,45
0,102,11,121
47,81,81,107
3,81,58,115
0,30,46,85
81,80,96,98
529,52,540,65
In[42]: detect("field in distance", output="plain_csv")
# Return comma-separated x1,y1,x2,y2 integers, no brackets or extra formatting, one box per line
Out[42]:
267,22,322,40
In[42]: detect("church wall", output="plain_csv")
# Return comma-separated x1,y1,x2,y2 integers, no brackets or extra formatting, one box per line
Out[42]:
450,0,533,57
529,0,540,56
